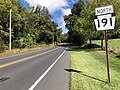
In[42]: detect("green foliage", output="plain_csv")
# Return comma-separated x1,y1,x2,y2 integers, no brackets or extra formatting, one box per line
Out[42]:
64,0,120,46
0,0,61,49
64,0,86,46
0,43,8,52
60,34,68,43
12,35,36,48
71,0,84,17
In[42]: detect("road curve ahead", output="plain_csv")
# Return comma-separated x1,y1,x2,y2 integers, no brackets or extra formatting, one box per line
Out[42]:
0,46,70,90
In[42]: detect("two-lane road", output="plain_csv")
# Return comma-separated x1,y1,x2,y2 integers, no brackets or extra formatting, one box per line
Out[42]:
0,46,70,90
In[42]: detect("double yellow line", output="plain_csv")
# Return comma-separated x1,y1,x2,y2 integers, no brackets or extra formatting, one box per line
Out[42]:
0,47,60,69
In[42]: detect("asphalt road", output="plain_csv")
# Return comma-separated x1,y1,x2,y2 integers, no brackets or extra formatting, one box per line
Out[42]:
0,46,70,90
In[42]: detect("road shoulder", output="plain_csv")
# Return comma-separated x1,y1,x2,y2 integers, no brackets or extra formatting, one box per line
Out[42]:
34,48,70,90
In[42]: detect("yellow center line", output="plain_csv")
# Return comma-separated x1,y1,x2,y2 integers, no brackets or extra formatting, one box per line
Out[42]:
0,47,61,69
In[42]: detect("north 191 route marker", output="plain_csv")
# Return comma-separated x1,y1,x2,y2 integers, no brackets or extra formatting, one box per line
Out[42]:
94,5,116,83
94,5,116,31
95,5,114,15
94,13,116,31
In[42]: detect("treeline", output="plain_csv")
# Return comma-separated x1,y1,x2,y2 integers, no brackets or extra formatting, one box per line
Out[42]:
0,0,62,52
64,0,120,46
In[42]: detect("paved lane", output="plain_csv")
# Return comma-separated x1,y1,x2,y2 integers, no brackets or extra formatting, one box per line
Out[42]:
34,48,70,90
0,46,70,90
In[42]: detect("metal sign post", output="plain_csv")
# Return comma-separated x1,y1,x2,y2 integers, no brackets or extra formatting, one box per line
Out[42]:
94,5,116,83
104,30,110,83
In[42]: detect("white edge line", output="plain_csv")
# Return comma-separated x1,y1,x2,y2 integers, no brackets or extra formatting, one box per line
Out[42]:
28,47,68,90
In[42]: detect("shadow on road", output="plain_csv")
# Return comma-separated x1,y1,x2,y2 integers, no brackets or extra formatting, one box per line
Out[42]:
64,69,81,73
64,69,108,83
0,77,10,82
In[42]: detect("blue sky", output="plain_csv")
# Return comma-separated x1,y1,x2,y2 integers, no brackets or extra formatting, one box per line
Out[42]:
20,0,87,33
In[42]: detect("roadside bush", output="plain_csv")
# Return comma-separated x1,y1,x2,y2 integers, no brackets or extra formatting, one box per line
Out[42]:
72,33,87,46
12,36,36,48
0,44,8,52
40,41,46,44
12,40,20,48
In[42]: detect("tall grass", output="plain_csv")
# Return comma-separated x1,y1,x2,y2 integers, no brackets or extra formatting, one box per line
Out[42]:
0,44,53,57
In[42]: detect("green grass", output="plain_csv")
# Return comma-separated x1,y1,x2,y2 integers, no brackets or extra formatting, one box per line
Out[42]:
92,39,120,49
108,39,120,49
92,39,120,55
70,48,120,90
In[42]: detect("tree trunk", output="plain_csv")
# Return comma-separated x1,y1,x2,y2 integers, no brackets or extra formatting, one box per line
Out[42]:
89,38,92,45
0,37,3,43
89,29,92,45
101,39,103,50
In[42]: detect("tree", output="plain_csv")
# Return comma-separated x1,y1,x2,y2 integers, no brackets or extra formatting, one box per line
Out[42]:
82,0,120,48
60,33,68,43
64,0,120,48
64,0,87,46
0,0,61,50
71,0,84,17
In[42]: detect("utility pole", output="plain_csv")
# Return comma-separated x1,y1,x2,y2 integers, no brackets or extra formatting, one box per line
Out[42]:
53,34,54,45
9,9,12,51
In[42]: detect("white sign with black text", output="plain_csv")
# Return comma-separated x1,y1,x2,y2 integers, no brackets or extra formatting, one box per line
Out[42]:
95,5,114,15
94,13,116,31
94,5,116,31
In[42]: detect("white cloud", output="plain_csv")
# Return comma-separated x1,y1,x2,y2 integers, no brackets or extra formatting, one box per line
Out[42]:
71,0,75,3
62,8,71,16
57,8,71,23
58,8,71,33
25,0,71,33
58,17,68,34
60,21,68,34
25,0,68,14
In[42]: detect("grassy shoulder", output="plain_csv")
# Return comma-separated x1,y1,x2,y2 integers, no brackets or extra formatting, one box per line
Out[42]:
92,39,120,56
92,39,120,48
0,44,54,57
70,47,120,90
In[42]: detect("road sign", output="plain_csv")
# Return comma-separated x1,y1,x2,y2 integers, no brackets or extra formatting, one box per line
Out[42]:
94,5,116,31
20,38,23,45
95,5,114,15
94,13,116,31
94,5,116,83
